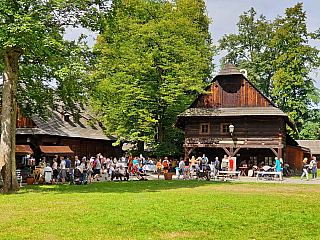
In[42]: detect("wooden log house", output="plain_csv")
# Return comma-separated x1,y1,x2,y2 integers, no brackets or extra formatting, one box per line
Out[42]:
175,63,307,168
15,109,122,166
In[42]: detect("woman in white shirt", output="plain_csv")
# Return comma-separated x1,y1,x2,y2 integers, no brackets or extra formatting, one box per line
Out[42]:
60,157,66,184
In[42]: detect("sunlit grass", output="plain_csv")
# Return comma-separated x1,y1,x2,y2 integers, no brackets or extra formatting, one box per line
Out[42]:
0,181,319,239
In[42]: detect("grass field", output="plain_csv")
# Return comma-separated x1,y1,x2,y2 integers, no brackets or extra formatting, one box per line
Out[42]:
0,181,320,240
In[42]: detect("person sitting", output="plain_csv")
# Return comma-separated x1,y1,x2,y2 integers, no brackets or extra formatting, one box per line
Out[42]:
257,161,264,170
109,164,119,181
42,163,53,184
137,164,148,181
118,165,129,181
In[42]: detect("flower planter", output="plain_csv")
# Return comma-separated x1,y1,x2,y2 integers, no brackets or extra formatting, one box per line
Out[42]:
164,172,173,180
27,177,34,185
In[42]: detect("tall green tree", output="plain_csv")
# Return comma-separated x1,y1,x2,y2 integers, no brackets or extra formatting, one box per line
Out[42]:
0,0,107,193
219,3,320,135
89,0,214,155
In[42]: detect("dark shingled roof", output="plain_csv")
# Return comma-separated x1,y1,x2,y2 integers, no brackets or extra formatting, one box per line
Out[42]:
217,63,243,76
296,140,320,155
16,110,117,141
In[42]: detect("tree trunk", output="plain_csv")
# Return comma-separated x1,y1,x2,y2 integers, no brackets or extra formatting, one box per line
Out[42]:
0,47,20,193
137,141,144,154
157,122,164,143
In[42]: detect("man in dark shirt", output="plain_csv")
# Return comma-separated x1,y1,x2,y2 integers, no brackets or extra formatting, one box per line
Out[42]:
65,157,72,182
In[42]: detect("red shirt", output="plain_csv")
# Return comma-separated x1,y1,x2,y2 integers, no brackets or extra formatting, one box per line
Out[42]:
229,159,234,169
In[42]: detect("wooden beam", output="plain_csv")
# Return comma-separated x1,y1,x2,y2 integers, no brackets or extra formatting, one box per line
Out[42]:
185,146,197,160
270,148,278,158
278,148,282,159
233,147,241,157
222,147,231,156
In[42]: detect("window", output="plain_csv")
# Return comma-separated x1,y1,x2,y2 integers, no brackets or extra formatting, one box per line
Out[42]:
220,123,230,133
199,123,210,135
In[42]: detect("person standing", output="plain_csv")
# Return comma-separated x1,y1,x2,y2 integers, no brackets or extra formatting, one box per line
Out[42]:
184,158,190,180
178,158,185,180
65,157,72,182
163,157,169,174
60,157,66,184
275,157,283,180
86,158,93,184
80,158,87,184
201,154,208,171
52,158,59,184
156,159,162,179
214,157,220,177
301,158,310,181
74,156,80,167
310,156,318,180
42,163,53,184
221,155,229,171
94,156,101,181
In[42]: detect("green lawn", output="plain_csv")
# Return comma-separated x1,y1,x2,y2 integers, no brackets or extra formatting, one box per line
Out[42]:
1,181,319,240
290,169,320,179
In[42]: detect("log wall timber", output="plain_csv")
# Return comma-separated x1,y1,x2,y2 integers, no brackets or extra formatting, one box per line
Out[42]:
184,116,285,146
191,75,272,108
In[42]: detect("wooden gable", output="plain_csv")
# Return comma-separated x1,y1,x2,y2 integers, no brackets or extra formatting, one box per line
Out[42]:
191,63,273,108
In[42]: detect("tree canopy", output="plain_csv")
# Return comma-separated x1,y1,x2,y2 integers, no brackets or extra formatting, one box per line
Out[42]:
219,3,320,137
88,0,214,155
0,0,108,192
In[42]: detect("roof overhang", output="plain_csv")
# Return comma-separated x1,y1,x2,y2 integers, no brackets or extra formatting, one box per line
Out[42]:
39,146,74,156
16,145,33,155
175,107,298,134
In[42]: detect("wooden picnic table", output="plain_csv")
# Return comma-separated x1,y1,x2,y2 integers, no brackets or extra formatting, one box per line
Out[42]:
256,171,282,182
239,167,248,176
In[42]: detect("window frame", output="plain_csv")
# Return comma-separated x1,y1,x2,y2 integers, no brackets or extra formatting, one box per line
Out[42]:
199,123,210,135
220,123,231,134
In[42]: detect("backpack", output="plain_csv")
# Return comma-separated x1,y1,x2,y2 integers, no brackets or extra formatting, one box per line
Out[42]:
201,157,207,164
163,160,168,167
92,159,97,168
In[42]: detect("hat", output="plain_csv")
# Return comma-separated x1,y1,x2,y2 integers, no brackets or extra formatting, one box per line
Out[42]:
164,157,168,160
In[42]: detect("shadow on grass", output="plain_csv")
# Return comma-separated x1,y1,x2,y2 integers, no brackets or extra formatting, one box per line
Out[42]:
16,180,231,195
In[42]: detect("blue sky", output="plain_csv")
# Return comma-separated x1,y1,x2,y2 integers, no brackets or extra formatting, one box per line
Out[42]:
204,0,320,88
65,0,320,88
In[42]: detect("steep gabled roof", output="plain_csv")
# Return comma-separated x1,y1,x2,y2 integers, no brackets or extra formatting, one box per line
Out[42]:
176,63,298,133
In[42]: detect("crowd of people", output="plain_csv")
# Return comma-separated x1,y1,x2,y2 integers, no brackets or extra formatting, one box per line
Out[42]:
38,152,318,184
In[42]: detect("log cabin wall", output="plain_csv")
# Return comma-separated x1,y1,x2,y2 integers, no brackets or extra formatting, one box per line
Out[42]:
184,116,286,147
191,75,273,108
286,146,310,171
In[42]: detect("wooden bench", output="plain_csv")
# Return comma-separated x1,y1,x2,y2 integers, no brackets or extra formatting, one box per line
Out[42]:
256,171,282,181
215,171,241,180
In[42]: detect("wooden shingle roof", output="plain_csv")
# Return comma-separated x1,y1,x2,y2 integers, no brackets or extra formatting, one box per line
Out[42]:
176,107,297,133
296,140,320,155
16,110,117,141
178,107,287,117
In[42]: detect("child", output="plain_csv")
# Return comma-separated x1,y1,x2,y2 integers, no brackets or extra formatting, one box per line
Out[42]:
157,159,162,179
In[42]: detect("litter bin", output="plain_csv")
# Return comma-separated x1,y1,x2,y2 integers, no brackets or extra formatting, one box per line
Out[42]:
175,167,179,176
